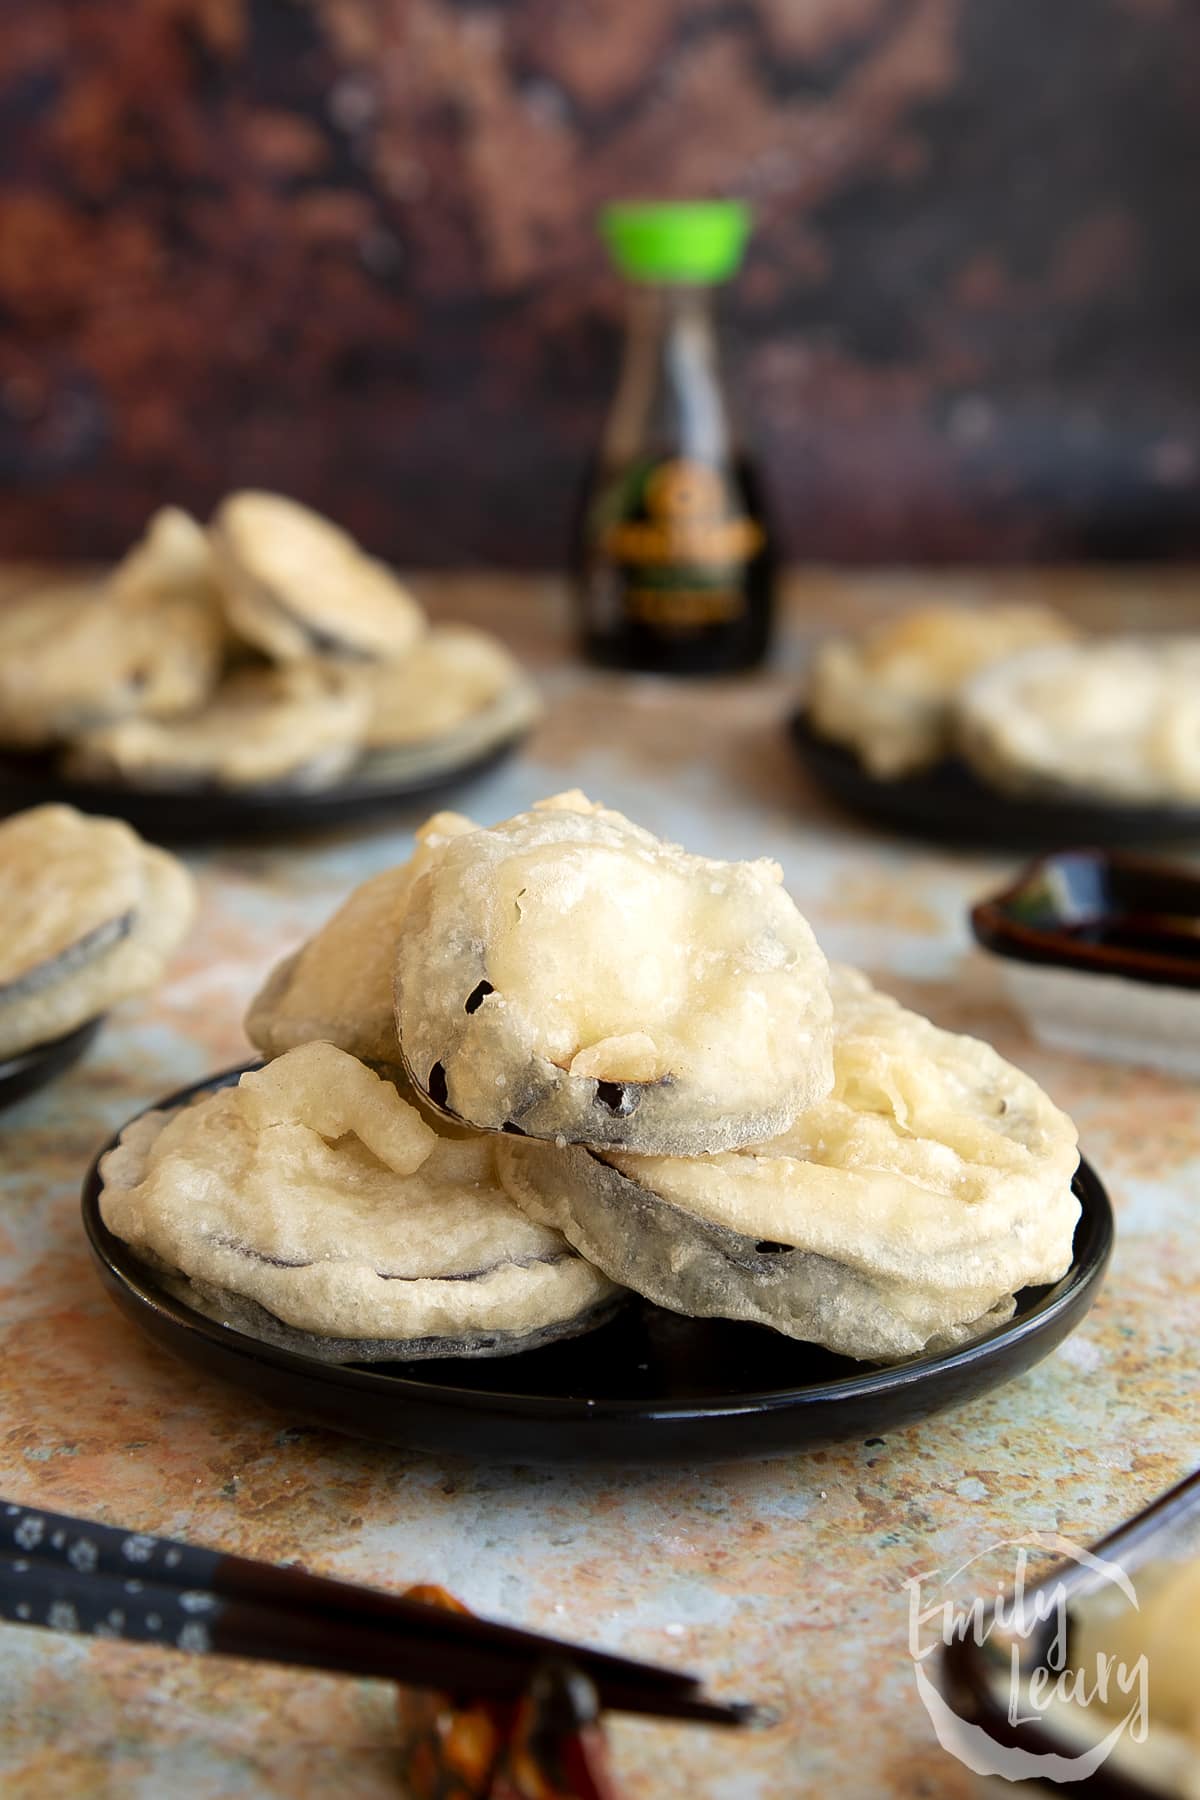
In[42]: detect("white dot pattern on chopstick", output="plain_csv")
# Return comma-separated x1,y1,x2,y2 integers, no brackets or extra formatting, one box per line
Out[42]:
2,1503,224,1657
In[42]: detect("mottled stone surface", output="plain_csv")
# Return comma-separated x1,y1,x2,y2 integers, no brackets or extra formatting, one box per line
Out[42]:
0,568,1198,1795
1,3,1199,564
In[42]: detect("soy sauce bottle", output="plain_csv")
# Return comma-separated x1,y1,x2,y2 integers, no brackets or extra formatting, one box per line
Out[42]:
575,201,774,675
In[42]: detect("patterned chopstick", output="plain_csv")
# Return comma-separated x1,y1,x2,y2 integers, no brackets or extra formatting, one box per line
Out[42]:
0,1549,749,1725
0,1497,693,1691
0,1502,750,1725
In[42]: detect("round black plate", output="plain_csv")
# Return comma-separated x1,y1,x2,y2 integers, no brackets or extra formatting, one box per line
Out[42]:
789,708,1200,850
0,734,526,845
83,1068,1114,1464
0,1015,103,1112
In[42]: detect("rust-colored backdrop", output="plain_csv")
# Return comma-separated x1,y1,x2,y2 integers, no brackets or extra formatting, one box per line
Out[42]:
1,0,1198,566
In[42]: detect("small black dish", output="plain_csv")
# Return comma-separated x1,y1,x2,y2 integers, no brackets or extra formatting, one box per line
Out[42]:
0,1016,103,1112
940,1467,1200,1796
970,850,1200,1077
0,734,526,846
789,709,1200,850
972,848,1200,989
82,1066,1114,1466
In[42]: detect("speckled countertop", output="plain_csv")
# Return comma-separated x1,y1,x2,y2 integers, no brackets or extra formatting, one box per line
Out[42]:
0,570,1197,1798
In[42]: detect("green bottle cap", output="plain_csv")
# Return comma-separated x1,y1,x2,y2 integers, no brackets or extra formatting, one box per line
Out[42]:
600,200,751,284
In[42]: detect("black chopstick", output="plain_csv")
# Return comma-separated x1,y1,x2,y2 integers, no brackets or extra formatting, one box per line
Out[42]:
0,1550,749,1725
0,1502,751,1726
0,1497,694,1694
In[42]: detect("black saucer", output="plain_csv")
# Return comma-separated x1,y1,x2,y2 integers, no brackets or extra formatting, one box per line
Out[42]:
789,708,1200,850
0,1016,103,1112
0,734,526,845
82,1066,1114,1466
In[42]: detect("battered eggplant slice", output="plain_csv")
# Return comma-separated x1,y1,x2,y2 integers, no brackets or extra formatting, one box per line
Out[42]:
394,792,834,1155
245,811,478,1067
0,805,194,1059
957,637,1200,804
0,510,224,751
64,662,370,792
109,505,228,623
357,673,543,790
212,491,425,663
497,967,1081,1362
99,1042,623,1362
364,625,527,749
808,602,1076,779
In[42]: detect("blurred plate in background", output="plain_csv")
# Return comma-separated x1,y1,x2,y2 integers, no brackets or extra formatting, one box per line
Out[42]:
0,682,538,844
790,708,1200,851
0,1017,103,1113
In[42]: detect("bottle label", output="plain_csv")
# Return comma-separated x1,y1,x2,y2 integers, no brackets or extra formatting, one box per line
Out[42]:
594,458,766,638
602,459,764,567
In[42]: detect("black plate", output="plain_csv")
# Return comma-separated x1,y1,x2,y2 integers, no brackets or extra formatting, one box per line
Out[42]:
0,1016,103,1112
0,735,526,845
789,708,1200,850
82,1067,1114,1466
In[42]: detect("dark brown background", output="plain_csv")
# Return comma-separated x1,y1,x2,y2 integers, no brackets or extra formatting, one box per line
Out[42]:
1,0,1198,566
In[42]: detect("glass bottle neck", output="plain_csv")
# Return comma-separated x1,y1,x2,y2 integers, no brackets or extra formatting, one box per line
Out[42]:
604,283,734,468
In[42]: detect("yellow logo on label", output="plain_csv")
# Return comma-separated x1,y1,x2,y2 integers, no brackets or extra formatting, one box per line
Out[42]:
603,459,765,567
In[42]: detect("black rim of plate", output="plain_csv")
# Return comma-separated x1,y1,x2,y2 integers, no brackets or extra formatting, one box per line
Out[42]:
0,1015,103,1111
0,730,528,845
788,707,1200,849
82,1065,1114,1464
